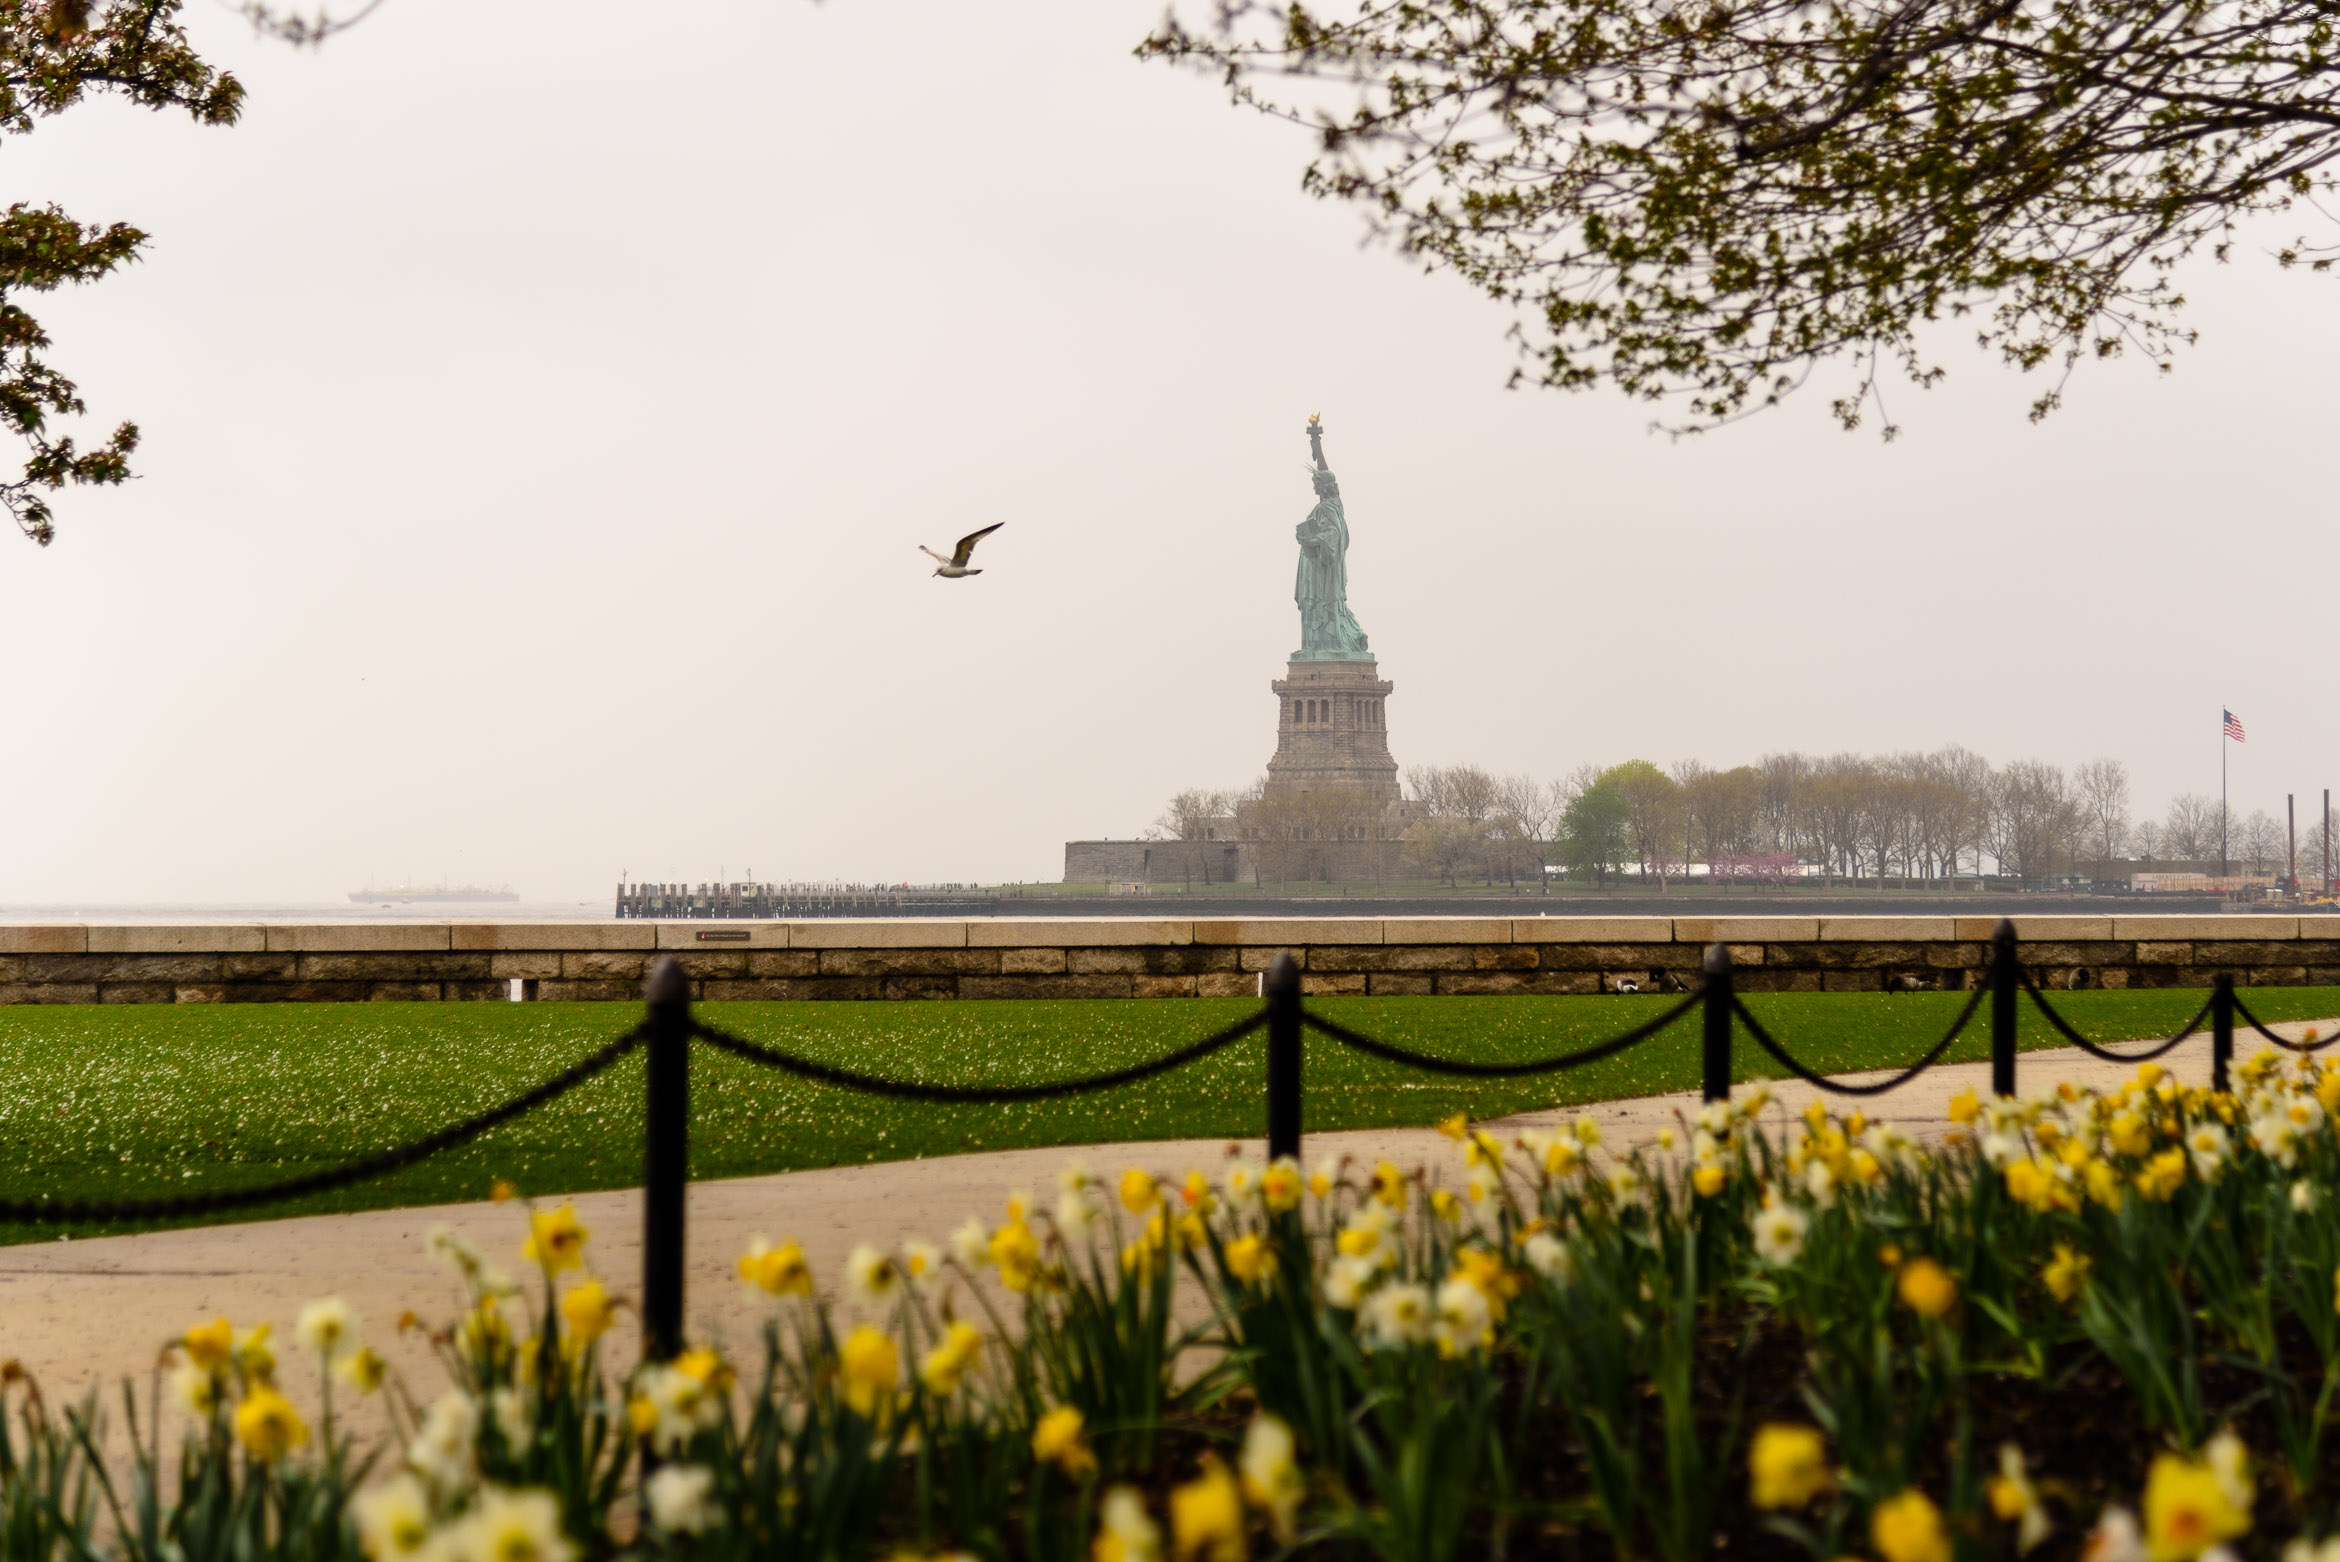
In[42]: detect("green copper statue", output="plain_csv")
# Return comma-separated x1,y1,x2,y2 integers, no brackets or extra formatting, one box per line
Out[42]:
1295,415,1373,661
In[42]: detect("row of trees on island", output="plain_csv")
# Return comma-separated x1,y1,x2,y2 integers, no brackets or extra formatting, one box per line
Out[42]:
1151,752,2327,890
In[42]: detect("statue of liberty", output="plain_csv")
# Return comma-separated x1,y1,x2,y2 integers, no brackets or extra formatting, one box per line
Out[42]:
1295,415,1372,661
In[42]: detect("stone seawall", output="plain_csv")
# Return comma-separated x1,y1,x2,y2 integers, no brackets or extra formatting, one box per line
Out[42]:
1,917,2337,1003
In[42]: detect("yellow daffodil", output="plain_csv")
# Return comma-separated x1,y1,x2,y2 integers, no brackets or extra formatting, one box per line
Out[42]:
1748,1423,1832,1509
561,1279,617,1344
2043,1244,2092,1304
1897,1257,1957,1320
839,1326,898,1419
1988,1445,2052,1552
2138,1149,2188,1201
1033,1404,1098,1480
1694,1163,1727,1197
336,1347,390,1395
1119,1168,1160,1214
991,1221,1043,1293
1429,1189,1462,1224
1948,1089,1982,1125
1872,1489,1951,1562
234,1324,276,1384
233,1384,308,1462
2142,1447,2250,1562
182,1317,233,1373
522,1204,589,1273
1169,1454,1246,1562
920,1321,984,1396
1223,1234,1271,1285
1180,1171,1216,1212
739,1238,813,1297
1370,1160,1407,1207
1261,1159,1303,1213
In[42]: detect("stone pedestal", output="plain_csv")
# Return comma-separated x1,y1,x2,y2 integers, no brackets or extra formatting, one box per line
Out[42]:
1266,659,1399,801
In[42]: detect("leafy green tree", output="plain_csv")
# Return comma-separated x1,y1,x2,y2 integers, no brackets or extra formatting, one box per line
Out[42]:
1557,780,1630,886
0,0,242,545
1601,759,1685,889
1146,0,2340,434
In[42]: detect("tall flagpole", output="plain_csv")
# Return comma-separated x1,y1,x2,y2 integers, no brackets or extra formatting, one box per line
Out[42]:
2220,709,2229,879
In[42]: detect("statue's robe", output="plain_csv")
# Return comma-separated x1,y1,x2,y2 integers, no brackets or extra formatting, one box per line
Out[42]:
1295,490,1370,656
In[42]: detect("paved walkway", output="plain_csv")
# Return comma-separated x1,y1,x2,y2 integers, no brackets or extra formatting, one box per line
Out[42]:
1,1024,2327,1416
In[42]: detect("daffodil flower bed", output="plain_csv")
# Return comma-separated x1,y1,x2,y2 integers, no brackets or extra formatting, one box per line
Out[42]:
21,1052,2340,1561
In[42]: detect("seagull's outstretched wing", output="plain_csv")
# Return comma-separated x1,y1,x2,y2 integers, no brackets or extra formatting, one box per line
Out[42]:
918,546,951,564
951,522,1005,567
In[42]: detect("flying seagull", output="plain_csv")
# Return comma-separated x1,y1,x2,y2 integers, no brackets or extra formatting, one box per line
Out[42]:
920,522,1004,579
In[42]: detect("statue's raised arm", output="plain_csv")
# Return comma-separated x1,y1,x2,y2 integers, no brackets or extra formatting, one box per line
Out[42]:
1291,416,1372,662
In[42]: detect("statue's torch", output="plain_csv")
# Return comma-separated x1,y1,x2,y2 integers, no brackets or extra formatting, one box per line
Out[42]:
1306,412,1326,469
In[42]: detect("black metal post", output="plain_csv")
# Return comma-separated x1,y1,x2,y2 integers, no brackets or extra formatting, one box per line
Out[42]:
2211,974,2234,1096
1990,918,2018,1098
642,955,691,1365
1265,953,1302,1161
1701,943,1732,1101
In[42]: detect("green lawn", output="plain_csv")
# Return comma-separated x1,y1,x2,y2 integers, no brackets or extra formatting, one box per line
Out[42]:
1,987,2332,1243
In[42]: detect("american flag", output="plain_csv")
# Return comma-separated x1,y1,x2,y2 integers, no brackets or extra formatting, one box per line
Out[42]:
2224,709,2247,742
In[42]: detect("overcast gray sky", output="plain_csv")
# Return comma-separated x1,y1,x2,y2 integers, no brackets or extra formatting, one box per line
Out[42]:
1,0,2333,906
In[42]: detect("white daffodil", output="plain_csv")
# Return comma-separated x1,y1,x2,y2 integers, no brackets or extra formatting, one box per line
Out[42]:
1323,1254,1380,1310
1523,1230,1576,1284
637,1364,722,1455
352,1473,435,1560
950,1216,991,1269
168,1363,218,1417
407,1391,478,1490
1239,1414,1303,1540
645,1462,719,1534
1752,1202,1810,1267
455,1486,574,1562
2189,1121,2233,1179
1098,1487,1163,1562
1056,1188,1100,1238
844,1243,904,1310
1432,1275,1493,1357
1361,1282,1434,1350
426,1226,483,1277
294,1297,359,1363
902,1239,945,1294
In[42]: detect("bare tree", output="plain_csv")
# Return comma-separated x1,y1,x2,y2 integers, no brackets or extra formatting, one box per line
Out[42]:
1755,752,1808,857
2237,809,2285,877
1497,773,1564,892
2074,759,2131,874
2163,794,2222,862
2130,821,2166,868
1992,761,2079,883
1683,764,1764,885
1147,787,1235,887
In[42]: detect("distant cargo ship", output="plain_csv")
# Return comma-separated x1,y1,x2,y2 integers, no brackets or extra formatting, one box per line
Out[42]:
348,885,521,904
